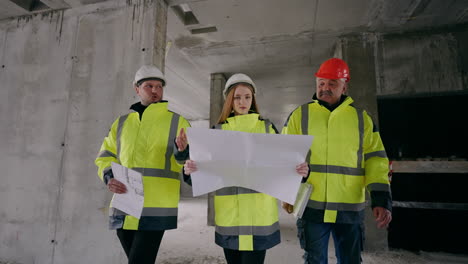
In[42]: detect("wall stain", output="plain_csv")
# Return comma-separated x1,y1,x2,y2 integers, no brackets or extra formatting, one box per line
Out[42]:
98,207,108,216
13,9,66,44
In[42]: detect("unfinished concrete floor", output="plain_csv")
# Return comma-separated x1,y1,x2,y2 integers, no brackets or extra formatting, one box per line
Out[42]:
141,197,467,264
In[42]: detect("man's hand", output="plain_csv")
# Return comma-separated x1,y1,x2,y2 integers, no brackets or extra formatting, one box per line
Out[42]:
282,202,294,214
107,178,127,194
175,128,188,152
296,162,309,178
184,160,197,175
373,207,392,229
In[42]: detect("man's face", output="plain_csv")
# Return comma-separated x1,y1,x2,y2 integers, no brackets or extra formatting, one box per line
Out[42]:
316,78,347,105
135,80,164,106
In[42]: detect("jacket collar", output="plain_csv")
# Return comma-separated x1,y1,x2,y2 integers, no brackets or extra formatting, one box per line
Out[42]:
222,113,262,132
130,100,169,119
130,100,168,110
225,112,260,125
312,94,352,111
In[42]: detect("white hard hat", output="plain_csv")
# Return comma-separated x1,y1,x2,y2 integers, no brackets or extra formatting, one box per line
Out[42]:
134,65,166,86
223,73,256,98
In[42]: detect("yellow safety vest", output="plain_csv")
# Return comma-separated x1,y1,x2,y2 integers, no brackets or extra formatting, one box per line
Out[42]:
282,97,390,223
213,113,280,251
95,101,190,230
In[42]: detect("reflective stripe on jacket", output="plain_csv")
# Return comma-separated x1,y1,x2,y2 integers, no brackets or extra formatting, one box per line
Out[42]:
214,113,281,251
95,101,190,230
282,96,391,223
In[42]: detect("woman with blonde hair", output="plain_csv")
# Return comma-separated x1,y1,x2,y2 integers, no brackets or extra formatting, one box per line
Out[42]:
177,73,308,264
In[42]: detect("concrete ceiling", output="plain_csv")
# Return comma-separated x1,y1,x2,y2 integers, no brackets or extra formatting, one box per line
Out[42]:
1,0,468,127
164,0,468,127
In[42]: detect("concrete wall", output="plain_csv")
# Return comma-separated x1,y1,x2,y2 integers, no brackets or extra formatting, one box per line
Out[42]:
377,28,468,96
0,0,166,263
336,27,468,109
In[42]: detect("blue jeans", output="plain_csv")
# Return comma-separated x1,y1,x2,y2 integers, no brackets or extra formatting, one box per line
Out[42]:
297,219,362,264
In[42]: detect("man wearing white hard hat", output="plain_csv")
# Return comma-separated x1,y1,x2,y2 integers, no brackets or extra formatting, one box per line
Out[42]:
95,65,191,264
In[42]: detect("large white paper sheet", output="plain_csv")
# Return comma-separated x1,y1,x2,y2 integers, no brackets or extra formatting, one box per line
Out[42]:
110,162,144,219
187,128,313,204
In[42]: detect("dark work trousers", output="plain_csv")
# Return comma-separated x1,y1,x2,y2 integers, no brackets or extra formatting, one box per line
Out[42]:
223,248,267,264
297,219,362,264
116,229,165,264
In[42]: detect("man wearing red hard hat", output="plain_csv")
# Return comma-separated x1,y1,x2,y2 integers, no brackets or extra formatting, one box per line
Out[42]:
282,58,392,263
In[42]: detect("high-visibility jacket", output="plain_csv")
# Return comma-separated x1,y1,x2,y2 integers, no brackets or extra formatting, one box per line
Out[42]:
282,96,391,223
213,113,281,251
95,101,190,230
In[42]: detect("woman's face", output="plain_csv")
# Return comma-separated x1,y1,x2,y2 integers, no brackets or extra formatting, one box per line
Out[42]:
232,85,253,115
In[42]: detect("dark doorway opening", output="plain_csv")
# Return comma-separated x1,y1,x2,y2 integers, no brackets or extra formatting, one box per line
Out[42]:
377,93,468,254
377,93,468,161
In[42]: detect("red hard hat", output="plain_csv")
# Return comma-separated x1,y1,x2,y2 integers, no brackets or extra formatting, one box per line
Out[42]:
315,58,350,82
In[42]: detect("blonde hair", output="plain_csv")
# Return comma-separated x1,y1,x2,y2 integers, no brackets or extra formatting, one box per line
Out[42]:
217,84,259,124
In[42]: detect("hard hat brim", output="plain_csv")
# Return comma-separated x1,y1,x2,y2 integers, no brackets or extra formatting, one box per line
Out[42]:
135,77,166,87
314,72,350,82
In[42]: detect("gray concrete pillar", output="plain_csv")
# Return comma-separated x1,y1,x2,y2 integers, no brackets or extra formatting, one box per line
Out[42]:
210,73,227,126
335,33,389,252
152,0,168,70
207,73,226,226
337,33,380,118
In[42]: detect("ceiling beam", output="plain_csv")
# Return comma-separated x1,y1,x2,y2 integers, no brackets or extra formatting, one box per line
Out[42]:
8,0,34,11
166,0,207,7
61,0,81,8
40,0,69,9
0,0,29,18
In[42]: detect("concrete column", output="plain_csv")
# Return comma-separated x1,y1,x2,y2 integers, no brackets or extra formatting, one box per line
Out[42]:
337,33,380,119
152,0,167,69
210,73,227,126
207,73,226,226
335,33,388,252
